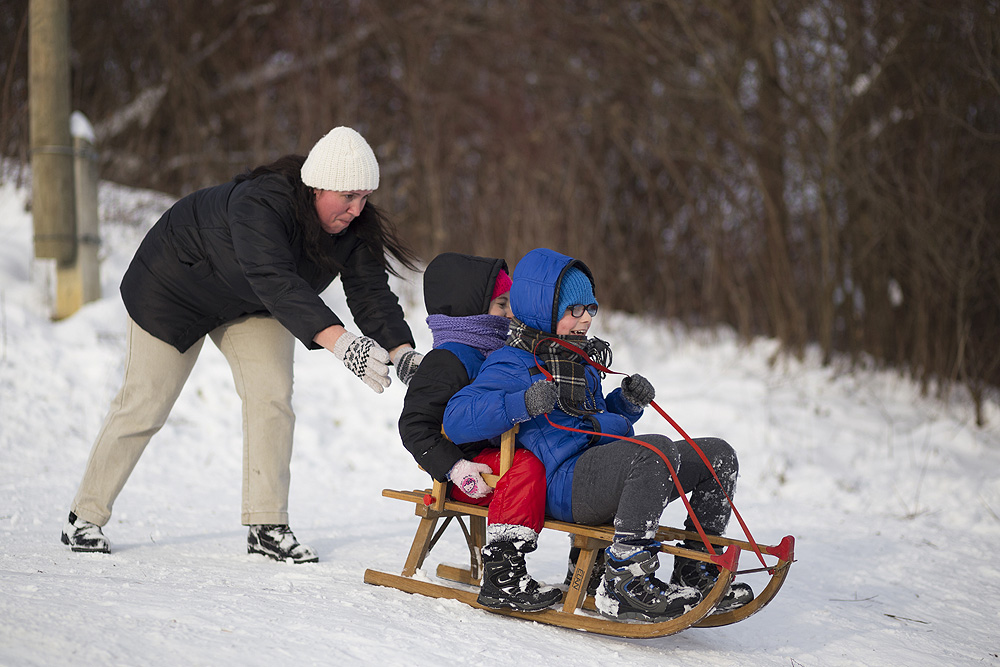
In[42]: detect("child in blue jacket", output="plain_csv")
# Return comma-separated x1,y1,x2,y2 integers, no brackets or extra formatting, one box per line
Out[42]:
443,248,752,622
398,252,560,612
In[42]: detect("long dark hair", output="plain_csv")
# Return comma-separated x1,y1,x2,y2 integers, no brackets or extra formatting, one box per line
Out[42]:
234,155,418,277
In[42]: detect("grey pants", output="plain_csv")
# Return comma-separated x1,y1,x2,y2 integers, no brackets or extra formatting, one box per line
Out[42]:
71,314,296,527
571,434,739,541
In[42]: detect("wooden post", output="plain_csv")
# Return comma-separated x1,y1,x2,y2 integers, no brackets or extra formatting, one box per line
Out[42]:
29,0,75,265
72,112,101,304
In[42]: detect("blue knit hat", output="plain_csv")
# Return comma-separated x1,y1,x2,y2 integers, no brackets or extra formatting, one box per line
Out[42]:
556,267,597,318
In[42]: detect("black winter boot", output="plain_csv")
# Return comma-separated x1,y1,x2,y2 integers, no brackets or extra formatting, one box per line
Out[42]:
671,540,754,613
477,540,562,612
247,524,318,563
595,540,702,622
564,545,606,596
61,512,110,553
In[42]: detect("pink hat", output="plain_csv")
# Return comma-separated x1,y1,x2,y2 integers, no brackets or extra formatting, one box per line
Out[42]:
492,269,512,301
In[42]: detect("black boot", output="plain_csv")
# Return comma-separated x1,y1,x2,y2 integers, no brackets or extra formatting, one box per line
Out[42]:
61,512,110,553
563,545,606,596
595,540,702,622
671,540,753,613
247,524,318,563
477,540,562,612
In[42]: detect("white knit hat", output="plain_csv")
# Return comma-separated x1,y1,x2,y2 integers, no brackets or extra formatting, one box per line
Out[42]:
301,126,380,191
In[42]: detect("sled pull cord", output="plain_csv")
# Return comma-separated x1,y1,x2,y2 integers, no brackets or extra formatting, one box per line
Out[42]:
531,337,767,567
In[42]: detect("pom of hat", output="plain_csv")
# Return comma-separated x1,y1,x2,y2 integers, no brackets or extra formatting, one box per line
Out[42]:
492,269,513,302
301,126,380,192
556,267,597,317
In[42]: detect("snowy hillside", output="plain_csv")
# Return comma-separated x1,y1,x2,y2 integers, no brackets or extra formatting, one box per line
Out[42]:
1,170,998,666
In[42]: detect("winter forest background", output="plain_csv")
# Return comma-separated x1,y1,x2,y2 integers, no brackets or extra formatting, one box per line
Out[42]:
1,0,999,421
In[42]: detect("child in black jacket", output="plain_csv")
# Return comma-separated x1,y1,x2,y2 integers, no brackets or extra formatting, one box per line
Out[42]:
398,252,560,612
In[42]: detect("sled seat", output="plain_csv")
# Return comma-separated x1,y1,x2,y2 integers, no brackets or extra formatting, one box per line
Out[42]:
364,426,794,638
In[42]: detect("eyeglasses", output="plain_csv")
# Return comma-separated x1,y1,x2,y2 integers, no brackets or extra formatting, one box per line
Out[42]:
566,303,599,318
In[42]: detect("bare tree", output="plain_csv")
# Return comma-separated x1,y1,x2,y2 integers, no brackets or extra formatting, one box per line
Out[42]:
1,0,997,422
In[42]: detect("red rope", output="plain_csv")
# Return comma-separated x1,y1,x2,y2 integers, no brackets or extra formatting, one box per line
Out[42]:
530,336,766,566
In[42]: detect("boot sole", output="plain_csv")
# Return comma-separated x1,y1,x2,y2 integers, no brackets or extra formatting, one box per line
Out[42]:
476,598,558,612
602,605,692,623
61,531,110,553
477,593,562,612
711,591,755,614
247,544,318,564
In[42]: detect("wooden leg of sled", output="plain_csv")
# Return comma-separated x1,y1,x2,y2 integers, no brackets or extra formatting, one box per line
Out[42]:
469,515,486,579
401,509,442,577
564,535,607,612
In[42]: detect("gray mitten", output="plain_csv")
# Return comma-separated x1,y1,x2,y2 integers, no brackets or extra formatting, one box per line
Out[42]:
524,380,558,417
332,331,391,393
392,349,423,386
621,373,654,409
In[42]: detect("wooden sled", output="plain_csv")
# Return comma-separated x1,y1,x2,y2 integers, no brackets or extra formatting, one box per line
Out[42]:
364,426,795,638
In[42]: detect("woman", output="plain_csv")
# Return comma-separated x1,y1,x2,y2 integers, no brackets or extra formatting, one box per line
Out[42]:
62,127,423,563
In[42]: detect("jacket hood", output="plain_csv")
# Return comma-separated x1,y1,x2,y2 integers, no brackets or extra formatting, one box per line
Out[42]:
510,248,596,333
423,252,508,317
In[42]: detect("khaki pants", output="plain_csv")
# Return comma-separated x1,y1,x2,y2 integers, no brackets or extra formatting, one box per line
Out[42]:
72,314,296,527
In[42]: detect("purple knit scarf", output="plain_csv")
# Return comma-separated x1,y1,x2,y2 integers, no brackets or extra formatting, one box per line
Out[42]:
426,313,510,355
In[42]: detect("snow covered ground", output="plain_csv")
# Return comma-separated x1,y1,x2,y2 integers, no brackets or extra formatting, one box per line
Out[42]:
2,169,999,666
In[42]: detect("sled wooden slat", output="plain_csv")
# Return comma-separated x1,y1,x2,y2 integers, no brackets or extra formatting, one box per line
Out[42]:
363,564,733,638
385,488,719,555
368,425,794,636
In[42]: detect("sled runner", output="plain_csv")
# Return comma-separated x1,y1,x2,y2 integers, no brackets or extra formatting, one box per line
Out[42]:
364,426,795,638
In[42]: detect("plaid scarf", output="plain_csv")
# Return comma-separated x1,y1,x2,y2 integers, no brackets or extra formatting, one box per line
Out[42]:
506,318,612,417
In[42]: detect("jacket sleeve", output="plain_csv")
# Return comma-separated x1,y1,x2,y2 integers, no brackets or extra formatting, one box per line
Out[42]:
604,385,644,425
228,178,340,348
443,354,534,444
340,240,415,351
398,350,470,482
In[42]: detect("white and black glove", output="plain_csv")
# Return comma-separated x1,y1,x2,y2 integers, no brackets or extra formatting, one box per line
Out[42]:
524,379,559,417
391,348,423,386
447,459,494,499
621,373,655,409
332,331,391,394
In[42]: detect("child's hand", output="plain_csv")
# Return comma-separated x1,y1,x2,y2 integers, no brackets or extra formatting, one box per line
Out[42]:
391,348,423,385
524,380,558,416
448,459,494,498
622,374,655,409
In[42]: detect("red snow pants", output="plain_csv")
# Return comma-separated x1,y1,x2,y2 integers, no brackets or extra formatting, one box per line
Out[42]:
447,447,546,533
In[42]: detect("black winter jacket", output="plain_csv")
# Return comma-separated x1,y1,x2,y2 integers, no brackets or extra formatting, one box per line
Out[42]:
397,253,507,481
120,173,414,353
